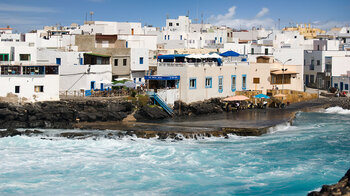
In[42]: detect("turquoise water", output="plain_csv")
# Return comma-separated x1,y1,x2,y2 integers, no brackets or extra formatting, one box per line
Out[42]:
0,107,350,195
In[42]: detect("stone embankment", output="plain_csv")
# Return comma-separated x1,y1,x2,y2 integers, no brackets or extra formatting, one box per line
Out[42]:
0,100,134,129
308,169,350,196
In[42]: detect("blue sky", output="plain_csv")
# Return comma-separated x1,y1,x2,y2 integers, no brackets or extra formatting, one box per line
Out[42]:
0,0,349,32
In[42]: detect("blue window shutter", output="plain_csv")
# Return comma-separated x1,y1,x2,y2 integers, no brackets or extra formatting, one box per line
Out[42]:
218,76,223,93
231,75,236,92
56,58,61,65
242,74,247,90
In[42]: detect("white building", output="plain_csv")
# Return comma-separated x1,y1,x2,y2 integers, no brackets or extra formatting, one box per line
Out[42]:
0,64,59,102
149,54,249,104
37,49,112,93
304,50,350,89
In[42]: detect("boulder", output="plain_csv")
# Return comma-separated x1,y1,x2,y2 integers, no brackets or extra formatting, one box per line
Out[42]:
0,128,21,138
308,168,350,196
134,105,169,121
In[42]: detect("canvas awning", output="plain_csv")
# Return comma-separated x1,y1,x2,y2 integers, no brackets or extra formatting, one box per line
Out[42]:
220,50,240,57
144,75,180,80
271,70,298,75
158,54,188,60
223,95,249,102
85,53,111,58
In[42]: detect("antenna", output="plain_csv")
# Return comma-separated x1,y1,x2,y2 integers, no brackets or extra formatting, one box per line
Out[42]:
85,12,87,22
166,14,169,19
278,18,280,30
187,10,189,17
90,11,94,21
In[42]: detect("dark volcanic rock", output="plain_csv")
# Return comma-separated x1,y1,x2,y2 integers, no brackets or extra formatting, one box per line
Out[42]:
174,98,224,116
0,128,22,138
308,169,350,196
134,105,169,121
0,100,135,129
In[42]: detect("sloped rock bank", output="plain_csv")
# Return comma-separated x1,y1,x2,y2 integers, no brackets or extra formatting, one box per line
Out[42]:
308,169,350,196
173,98,224,116
0,100,134,129
133,105,169,121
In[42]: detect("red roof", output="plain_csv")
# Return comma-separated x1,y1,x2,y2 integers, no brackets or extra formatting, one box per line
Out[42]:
0,28,12,30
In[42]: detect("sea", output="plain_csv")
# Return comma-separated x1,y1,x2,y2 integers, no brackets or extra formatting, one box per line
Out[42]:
0,107,349,196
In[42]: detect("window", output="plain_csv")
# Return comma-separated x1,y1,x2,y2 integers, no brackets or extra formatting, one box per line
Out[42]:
251,48,254,54
242,75,247,90
169,22,173,26
114,59,118,66
310,75,315,83
79,58,83,65
205,77,212,88
168,35,170,40
139,78,142,82
220,37,222,43
180,35,182,40
1,66,21,75
0,54,9,61
126,41,128,48
317,60,320,65
310,59,314,70
271,75,291,84
102,41,109,48
164,35,167,40
317,45,320,50
334,83,338,88
56,58,61,65
231,75,236,92
139,57,144,64
176,23,179,26
218,76,223,93
15,86,20,94
23,66,44,75
20,54,30,61
265,48,269,55
294,36,297,39
90,81,95,89
34,86,44,93
253,77,260,84
345,84,349,91
189,78,196,89
123,59,127,66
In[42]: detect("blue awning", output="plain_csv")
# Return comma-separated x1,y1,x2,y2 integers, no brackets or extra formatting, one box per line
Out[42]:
157,54,188,60
220,50,240,57
144,75,180,80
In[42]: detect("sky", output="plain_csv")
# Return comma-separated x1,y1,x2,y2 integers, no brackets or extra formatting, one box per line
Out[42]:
0,0,349,33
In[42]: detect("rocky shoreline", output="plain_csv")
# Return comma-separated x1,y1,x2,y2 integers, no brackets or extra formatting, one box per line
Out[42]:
0,97,350,136
0,100,134,129
308,169,350,196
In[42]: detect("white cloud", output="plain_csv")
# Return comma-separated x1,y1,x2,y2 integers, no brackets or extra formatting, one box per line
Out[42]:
256,8,269,18
0,3,58,13
312,20,350,30
209,6,274,29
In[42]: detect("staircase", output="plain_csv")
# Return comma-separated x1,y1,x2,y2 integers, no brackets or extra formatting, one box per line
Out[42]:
147,92,174,116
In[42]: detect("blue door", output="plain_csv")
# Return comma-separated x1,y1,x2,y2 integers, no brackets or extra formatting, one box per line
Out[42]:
100,83,104,90
340,82,344,91
90,81,95,90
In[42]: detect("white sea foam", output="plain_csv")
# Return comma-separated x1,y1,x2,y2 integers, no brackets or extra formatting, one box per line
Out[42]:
324,106,350,115
268,122,292,134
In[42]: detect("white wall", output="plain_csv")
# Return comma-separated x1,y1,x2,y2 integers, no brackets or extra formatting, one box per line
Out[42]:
130,48,149,71
0,75,59,102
